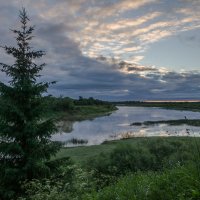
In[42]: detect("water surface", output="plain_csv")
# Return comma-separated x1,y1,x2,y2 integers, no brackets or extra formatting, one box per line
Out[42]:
52,106,200,145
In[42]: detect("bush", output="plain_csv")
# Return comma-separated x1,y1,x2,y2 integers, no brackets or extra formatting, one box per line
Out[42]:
85,165,200,200
110,144,155,173
86,144,155,189
18,158,95,200
148,165,200,200
86,153,117,188
85,138,199,190
19,138,200,200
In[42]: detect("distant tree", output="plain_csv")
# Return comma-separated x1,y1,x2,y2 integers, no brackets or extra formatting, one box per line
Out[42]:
79,96,83,101
0,8,60,199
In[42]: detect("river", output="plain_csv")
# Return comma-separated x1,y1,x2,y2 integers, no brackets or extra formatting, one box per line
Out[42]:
52,106,200,145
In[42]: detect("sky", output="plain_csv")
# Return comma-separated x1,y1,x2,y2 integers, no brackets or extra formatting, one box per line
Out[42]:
0,0,200,101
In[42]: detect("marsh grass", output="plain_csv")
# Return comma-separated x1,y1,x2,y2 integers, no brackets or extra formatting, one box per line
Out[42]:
65,138,88,145
131,119,200,126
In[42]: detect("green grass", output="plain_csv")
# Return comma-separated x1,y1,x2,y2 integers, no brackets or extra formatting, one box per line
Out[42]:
131,119,200,127
54,137,200,163
85,165,200,200
55,138,143,162
22,137,200,200
49,105,117,122
54,142,116,163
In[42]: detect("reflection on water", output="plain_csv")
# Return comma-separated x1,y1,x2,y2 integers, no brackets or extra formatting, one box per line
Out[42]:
52,106,200,146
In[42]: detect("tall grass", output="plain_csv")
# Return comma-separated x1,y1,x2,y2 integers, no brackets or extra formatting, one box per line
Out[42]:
85,165,200,200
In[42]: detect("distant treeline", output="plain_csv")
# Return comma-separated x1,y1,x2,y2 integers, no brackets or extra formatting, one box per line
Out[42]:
44,96,112,112
112,101,200,111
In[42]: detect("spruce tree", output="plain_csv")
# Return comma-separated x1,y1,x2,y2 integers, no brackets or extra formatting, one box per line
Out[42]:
0,8,60,199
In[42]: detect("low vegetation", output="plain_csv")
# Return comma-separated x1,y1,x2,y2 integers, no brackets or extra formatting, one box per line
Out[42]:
63,138,88,145
18,137,200,199
113,101,200,112
131,119,200,127
44,95,117,122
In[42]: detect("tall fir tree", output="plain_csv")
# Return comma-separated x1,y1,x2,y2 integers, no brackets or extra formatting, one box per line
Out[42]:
0,8,60,199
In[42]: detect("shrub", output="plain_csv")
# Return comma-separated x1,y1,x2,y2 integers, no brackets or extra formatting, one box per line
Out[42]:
110,144,155,173
86,144,155,189
18,158,95,200
85,165,200,200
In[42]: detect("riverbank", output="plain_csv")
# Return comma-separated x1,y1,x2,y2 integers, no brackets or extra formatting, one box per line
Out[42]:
44,96,118,122
53,106,200,143
23,136,200,199
54,136,200,163
49,105,118,133
116,102,200,128
113,101,200,112
131,119,200,127
61,105,117,121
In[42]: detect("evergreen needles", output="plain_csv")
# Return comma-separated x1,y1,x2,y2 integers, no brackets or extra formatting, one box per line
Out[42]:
0,8,60,199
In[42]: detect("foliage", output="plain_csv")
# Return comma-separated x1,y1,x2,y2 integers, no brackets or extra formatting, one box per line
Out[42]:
42,95,117,122
86,165,200,200
18,158,95,200
44,96,75,113
131,119,200,127
43,95,114,113
110,144,154,172
64,138,88,145
57,137,199,166
74,96,112,106
86,140,182,182
0,9,60,199
18,137,200,199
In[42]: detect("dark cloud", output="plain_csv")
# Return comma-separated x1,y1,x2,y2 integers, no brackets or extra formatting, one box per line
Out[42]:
97,56,158,73
0,0,200,101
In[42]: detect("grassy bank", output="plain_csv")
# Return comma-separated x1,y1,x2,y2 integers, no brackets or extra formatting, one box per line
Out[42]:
48,104,117,133
57,105,117,121
131,119,200,127
44,96,117,122
119,101,200,127
55,137,200,163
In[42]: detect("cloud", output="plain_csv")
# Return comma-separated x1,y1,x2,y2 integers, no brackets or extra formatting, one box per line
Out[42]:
98,12,161,31
84,0,158,20
0,0,200,100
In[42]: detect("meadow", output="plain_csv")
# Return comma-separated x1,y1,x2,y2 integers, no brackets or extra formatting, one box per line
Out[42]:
19,136,200,200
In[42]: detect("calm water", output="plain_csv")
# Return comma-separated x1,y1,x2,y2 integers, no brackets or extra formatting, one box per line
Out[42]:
52,106,200,145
